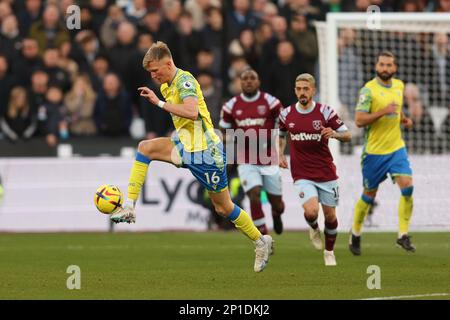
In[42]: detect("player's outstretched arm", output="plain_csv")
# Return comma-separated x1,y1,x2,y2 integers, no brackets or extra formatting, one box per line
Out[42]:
138,87,199,120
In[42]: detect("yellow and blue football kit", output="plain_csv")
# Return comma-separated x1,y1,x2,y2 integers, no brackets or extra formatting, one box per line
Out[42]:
161,68,227,193
126,68,262,242
356,78,412,190
352,77,413,237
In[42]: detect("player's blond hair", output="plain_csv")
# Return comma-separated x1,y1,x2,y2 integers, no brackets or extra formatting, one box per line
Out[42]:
142,41,172,71
295,73,316,87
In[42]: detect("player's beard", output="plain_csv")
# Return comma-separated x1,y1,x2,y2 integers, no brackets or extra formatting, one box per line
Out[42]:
243,89,258,98
376,70,395,81
299,96,310,106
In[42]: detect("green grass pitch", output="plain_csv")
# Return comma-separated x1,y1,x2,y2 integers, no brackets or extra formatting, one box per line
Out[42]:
0,231,449,300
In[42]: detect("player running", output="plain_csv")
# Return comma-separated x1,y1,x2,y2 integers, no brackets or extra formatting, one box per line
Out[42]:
349,51,415,255
220,68,285,235
110,41,273,272
278,73,351,266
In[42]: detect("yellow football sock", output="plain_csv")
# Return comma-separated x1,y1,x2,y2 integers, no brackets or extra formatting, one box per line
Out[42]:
398,187,414,237
229,205,262,241
352,195,373,235
127,152,151,202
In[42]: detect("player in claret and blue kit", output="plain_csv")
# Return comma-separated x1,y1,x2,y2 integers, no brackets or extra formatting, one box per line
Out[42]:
220,69,285,236
278,73,351,266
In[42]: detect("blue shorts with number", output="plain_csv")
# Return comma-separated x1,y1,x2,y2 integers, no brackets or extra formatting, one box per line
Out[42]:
172,138,228,193
294,179,339,207
362,147,413,190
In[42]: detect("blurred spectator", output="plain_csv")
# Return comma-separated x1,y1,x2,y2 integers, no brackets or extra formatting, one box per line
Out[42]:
226,0,260,44
42,47,71,92
184,0,221,31
57,0,76,39
194,48,220,78
0,1,13,24
200,6,223,76
370,0,395,11
56,0,75,16
78,4,94,32
108,21,138,84
161,0,182,28
122,0,148,22
259,15,290,81
127,33,155,107
403,83,438,153
1,86,37,142
139,8,165,42
263,40,307,107
228,28,259,72
431,32,450,108
201,6,222,48
73,30,103,73
379,31,425,85
258,1,279,24
435,0,450,12
134,33,172,140
100,4,128,49
29,4,70,55
0,55,17,117
227,56,249,96
252,0,268,20
159,0,182,62
338,28,364,118
174,11,203,71
58,40,79,82
288,13,318,76
400,0,426,11
197,70,223,127
89,0,109,36
254,22,273,55
28,69,48,113
90,54,110,92
94,73,132,136
17,0,43,37
14,38,42,87
0,14,22,60
37,85,68,147
64,74,97,136
279,0,324,24
346,0,372,11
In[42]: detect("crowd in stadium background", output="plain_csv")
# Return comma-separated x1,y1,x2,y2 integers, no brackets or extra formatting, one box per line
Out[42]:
0,0,449,152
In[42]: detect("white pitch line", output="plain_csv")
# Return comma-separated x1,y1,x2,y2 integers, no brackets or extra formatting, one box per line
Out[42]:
361,293,450,300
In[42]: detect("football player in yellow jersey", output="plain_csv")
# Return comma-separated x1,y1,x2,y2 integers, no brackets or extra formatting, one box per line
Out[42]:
110,41,273,272
349,51,416,255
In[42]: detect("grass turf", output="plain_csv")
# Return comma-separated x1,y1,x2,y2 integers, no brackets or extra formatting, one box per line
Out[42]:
0,231,449,300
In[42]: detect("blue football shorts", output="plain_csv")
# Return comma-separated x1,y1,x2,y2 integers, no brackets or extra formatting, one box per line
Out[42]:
172,137,228,193
237,164,282,195
361,147,413,191
294,179,339,207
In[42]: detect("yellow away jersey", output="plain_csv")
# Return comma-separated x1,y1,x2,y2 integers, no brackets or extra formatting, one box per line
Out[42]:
356,77,405,155
160,69,220,152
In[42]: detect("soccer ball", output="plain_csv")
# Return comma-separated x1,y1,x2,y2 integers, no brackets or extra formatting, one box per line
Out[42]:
94,184,123,214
